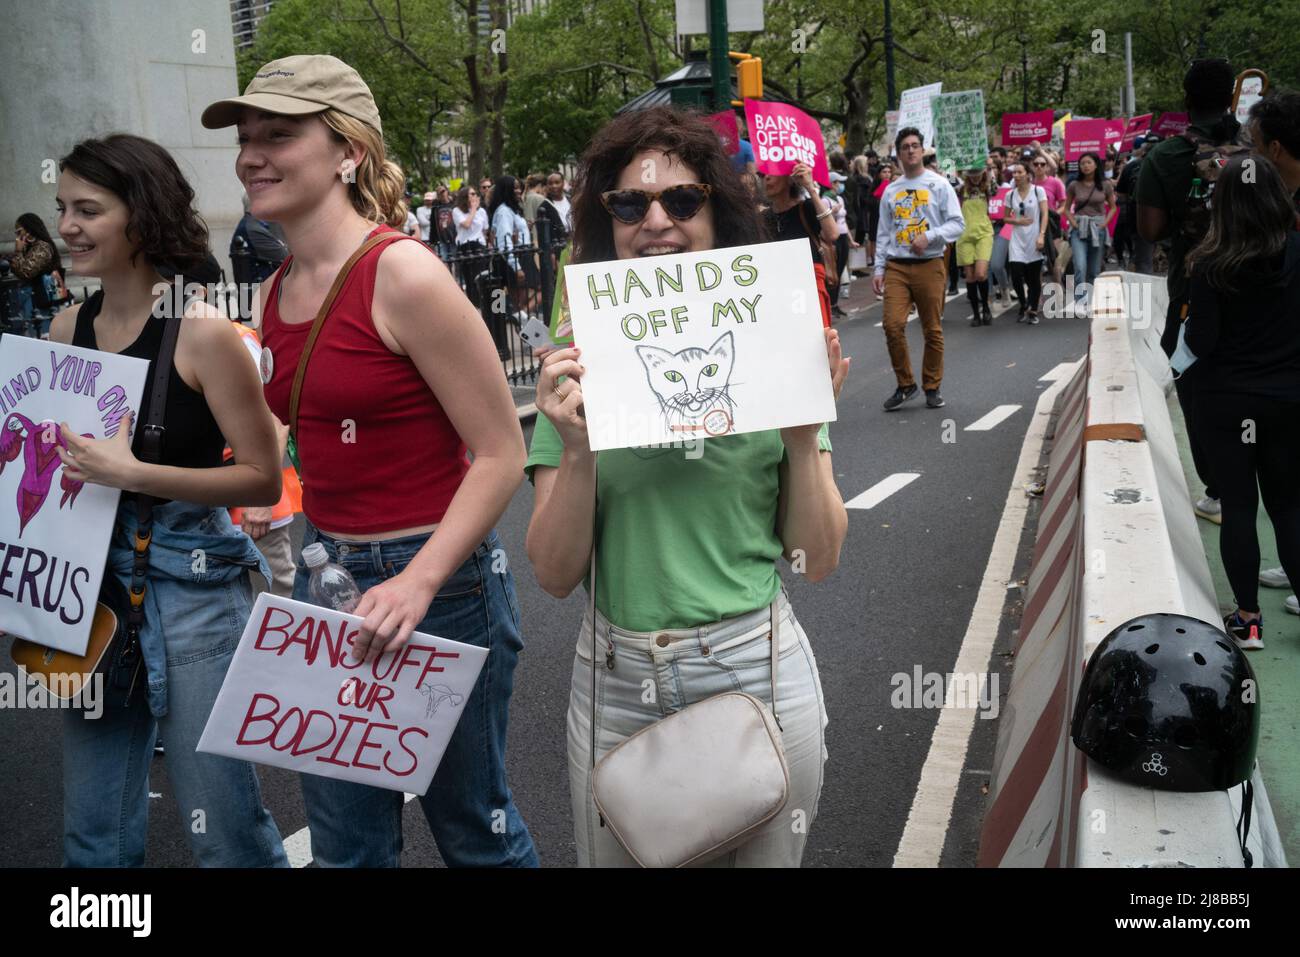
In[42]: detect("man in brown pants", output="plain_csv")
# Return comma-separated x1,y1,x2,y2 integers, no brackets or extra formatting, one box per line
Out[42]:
872,128,966,410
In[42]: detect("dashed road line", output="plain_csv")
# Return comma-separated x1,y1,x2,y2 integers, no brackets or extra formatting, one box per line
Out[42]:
845,472,922,510
965,404,1022,432
1039,361,1080,382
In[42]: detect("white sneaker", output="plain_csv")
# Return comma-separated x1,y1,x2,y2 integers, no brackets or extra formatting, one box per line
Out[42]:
1259,566,1291,588
1286,595,1298,616
1194,496,1222,524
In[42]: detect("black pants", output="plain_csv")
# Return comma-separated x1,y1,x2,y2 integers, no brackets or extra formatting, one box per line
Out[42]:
830,233,850,306
1174,374,1219,501
1008,260,1042,312
1193,391,1300,613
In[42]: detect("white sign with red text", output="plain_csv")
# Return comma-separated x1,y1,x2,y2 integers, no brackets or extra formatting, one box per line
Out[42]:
197,594,487,794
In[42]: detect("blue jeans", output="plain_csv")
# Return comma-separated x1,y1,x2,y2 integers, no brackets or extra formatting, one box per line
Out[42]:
62,504,287,867
990,232,1011,293
1070,230,1105,302
292,522,538,867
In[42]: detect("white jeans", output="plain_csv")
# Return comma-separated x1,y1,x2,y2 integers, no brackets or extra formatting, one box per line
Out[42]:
566,588,829,867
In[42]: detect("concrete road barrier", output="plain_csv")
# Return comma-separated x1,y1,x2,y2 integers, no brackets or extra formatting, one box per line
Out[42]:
979,272,1287,868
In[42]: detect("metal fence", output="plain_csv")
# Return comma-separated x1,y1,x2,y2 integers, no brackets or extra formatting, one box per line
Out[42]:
433,217,565,389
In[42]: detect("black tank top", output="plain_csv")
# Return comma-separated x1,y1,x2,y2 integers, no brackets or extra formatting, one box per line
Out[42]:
72,290,225,470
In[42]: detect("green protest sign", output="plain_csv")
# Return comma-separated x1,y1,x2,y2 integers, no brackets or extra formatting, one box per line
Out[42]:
933,89,988,174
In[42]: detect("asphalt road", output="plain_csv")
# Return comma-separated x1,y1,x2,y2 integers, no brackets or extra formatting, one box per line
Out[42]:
0,275,1089,867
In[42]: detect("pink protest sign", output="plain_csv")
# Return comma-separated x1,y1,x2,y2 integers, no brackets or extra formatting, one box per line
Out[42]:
1063,119,1124,160
745,99,831,187
1001,110,1054,146
707,111,740,155
1152,112,1189,136
1120,114,1153,151
988,184,1013,220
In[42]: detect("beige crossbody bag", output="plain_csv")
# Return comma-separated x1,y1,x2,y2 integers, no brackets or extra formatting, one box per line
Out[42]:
586,472,791,867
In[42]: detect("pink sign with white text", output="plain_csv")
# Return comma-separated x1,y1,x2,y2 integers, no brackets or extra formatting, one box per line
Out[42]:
1000,110,1054,146
1063,119,1124,160
1120,113,1153,151
1151,112,1190,136
744,99,831,188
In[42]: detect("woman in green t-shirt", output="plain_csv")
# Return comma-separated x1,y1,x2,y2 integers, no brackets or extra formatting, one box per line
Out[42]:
524,106,849,867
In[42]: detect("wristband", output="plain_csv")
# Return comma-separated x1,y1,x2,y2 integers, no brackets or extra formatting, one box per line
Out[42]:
816,208,833,221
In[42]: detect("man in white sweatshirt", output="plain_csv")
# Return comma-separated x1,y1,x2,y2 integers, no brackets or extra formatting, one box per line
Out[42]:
872,127,966,410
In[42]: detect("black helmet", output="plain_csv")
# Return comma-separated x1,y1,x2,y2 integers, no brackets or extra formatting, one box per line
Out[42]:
1071,613,1259,792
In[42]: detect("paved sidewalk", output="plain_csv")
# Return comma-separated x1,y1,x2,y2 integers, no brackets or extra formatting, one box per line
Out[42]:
1168,393,1300,863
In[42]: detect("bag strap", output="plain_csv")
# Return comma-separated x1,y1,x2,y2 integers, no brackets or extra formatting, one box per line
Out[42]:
287,231,407,443
126,307,181,646
586,463,783,773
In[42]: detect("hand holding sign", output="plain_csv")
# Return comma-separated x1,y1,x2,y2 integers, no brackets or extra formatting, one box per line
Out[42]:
791,162,816,194
349,567,440,664
58,409,139,490
536,346,591,454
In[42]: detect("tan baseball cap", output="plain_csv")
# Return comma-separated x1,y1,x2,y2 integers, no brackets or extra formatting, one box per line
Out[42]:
201,54,382,134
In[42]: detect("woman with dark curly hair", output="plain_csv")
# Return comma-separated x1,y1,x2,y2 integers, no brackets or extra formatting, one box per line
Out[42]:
525,106,848,866
43,133,287,866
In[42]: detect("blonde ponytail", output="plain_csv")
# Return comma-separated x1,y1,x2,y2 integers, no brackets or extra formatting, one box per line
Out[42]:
321,109,407,228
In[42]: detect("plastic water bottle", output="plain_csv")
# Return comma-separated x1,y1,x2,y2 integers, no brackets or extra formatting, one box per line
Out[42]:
303,543,362,614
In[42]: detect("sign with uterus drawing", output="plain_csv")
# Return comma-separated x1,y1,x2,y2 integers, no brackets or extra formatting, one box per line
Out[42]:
0,337,147,654
564,239,837,451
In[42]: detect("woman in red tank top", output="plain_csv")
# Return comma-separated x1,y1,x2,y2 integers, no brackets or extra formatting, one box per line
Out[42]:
202,54,537,867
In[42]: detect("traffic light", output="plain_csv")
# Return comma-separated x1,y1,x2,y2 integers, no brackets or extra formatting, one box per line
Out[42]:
738,57,763,100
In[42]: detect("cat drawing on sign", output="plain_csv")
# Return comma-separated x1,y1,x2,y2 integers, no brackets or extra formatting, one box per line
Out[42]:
636,331,737,437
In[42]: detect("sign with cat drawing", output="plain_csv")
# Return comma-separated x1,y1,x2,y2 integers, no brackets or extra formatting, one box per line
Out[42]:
564,239,836,451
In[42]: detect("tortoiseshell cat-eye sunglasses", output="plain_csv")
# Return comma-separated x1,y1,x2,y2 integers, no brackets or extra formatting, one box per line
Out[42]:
599,184,713,225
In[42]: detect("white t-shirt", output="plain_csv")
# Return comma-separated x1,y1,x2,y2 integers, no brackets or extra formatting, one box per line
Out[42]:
1006,184,1049,264
549,195,572,229
404,209,419,237
452,206,489,245
416,205,435,241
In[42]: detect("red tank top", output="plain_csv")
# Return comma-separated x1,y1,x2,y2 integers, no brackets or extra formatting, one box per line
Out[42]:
260,226,470,533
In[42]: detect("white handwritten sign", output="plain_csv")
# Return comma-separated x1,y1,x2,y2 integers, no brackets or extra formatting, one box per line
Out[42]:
563,240,836,451
197,594,488,794
0,337,147,654
898,82,943,149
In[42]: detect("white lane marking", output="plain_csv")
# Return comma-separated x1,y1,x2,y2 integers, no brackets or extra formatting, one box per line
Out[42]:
874,313,920,328
965,404,1022,432
892,368,1071,868
287,792,419,868
845,472,922,509
1039,361,1079,382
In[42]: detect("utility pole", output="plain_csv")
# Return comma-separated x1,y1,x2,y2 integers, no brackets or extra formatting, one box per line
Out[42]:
708,0,729,110
884,0,897,108
1020,34,1029,111
1124,32,1136,116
